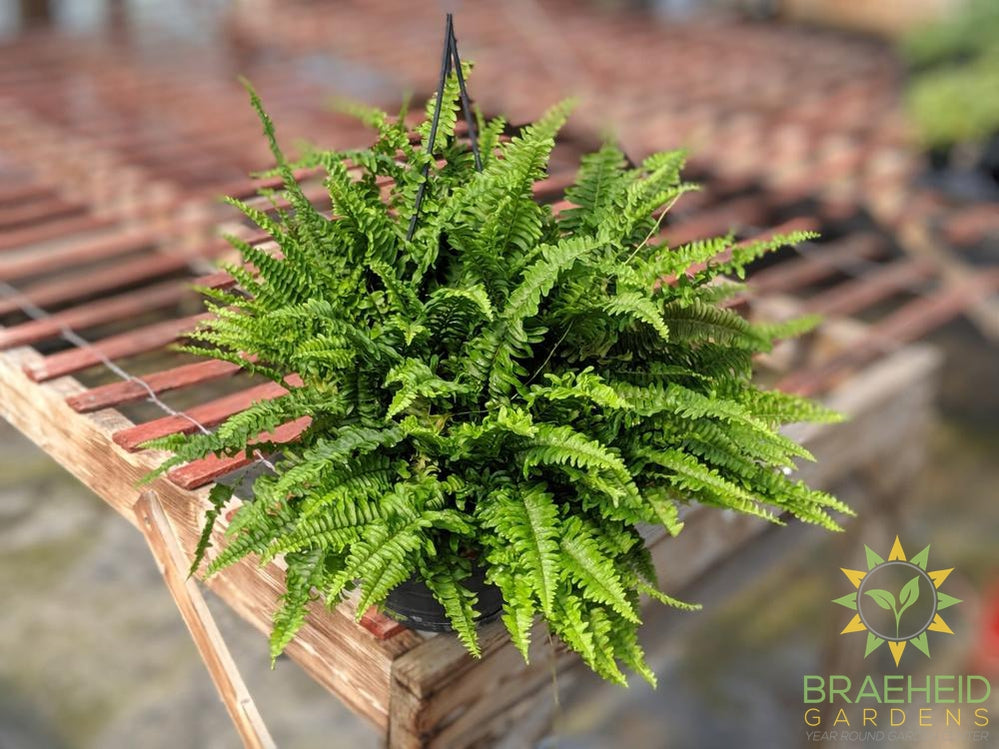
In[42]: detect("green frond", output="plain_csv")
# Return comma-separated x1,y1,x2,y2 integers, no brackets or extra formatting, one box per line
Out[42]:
560,142,629,235
418,63,471,154
702,230,819,281
560,518,640,624
661,300,766,349
478,485,561,617
270,548,325,662
422,561,482,657
600,291,670,340
189,483,235,577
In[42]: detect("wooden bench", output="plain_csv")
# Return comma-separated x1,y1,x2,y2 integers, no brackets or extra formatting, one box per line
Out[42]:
0,27,992,747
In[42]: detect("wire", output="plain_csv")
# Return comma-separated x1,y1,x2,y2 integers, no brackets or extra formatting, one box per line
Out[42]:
405,13,483,242
0,277,278,477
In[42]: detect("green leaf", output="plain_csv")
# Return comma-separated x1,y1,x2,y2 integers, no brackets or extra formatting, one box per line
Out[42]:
189,483,235,578
864,589,897,613
897,575,921,616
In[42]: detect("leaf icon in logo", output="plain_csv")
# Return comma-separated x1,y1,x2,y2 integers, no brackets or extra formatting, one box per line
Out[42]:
898,575,920,617
865,576,922,638
865,589,896,612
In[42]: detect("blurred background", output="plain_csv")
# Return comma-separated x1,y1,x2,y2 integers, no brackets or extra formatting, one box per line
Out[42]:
0,1,997,747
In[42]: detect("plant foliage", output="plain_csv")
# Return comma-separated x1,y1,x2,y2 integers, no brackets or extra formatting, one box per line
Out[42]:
145,68,848,685
902,0,999,147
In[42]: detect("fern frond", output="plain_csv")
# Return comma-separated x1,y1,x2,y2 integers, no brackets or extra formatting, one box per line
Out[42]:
189,483,235,577
422,560,482,657
478,485,561,617
269,548,325,662
560,518,640,624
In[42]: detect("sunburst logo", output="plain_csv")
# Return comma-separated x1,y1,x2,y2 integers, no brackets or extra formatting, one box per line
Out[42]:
835,536,962,666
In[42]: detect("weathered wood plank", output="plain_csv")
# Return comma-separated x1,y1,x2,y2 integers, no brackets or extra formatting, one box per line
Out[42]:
135,490,277,749
0,279,203,349
0,183,53,207
0,252,196,315
0,228,157,280
779,273,997,396
0,213,114,252
663,194,771,246
804,257,935,317
0,196,83,230
0,344,422,730
746,233,885,294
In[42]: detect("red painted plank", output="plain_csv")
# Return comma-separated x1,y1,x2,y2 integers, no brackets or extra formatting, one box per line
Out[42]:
358,608,409,640
66,358,246,413
112,378,297,451
804,258,935,318
0,197,83,230
0,184,54,207
0,214,115,252
0,278,208,349
746,233,885,295
548,199,573,216
778,272,999,397
205,166,326,201
663,195,771,247
943,203,999,246
0,251,213,315
167,416,312,489
0,228,157,281
24,312,211,382
532,170,576,201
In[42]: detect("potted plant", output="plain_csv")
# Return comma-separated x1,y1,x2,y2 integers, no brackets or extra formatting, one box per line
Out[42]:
145,65,849,686
902,0,999,200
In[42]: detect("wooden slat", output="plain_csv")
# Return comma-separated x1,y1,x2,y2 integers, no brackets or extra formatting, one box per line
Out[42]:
113,378,297,451
804,257,935,318
0,197,87,226
865,272,999,350
778,272,999,396
66,358,246,413
0,183,53,207
0,213,114,252
24,312,211,382
532,170,575,201
746,233,885,294
167,416,311,489
0,228,157,280
0,345,420,731
0,197,83,230
663,194,771,246
0,251,207,315
0,279,206,348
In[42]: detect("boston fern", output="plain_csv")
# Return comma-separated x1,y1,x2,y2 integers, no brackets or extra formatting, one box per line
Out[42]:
145,67,849,686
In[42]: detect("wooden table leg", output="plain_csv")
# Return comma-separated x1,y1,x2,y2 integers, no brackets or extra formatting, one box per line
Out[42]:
134,490,276,749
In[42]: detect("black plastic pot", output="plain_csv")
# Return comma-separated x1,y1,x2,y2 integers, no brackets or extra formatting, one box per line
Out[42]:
921,133,999,202
384,569,504,633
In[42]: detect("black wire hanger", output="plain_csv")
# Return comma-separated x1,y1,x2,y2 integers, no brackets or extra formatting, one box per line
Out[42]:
406,13,482,242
